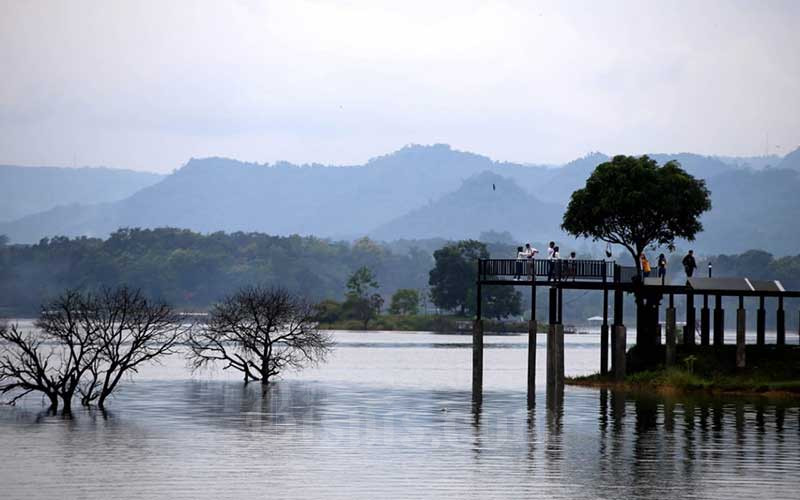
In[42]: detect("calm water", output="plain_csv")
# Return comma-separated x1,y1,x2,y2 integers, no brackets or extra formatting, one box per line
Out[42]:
1,330,799,499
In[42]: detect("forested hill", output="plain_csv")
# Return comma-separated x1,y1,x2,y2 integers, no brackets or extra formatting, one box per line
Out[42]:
0,165,163,223
2,144,800,255
1,228,799,316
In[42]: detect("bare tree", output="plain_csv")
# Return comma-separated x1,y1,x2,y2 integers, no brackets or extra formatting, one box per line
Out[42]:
78,287,189,409
0,322,62,411
35,289,106,414
187,286,333,384
0,287,187,414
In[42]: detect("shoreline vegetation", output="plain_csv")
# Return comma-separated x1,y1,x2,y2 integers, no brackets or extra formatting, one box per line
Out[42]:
567,346,800,399
318,314,545,334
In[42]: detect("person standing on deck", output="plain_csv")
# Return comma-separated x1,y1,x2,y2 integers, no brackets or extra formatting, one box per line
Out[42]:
640,253,651,278
568,251,577,281
514,246,526,280
552,245,561,280
682,250,697,278
525,243,538,279
657,253,667,281
546,241,556,281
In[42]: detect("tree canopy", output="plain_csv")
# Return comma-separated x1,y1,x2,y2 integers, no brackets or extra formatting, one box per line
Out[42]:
562,155,711,272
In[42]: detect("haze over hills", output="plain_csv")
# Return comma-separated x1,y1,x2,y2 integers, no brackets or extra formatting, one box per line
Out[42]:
370,171,563,241
0,165,163,223
1,144,800,255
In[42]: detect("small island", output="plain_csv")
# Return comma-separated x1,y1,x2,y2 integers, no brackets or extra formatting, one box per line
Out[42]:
568,345,800,398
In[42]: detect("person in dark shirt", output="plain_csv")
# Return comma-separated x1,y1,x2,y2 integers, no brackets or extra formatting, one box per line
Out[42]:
682,250,697,278
657,253,667,280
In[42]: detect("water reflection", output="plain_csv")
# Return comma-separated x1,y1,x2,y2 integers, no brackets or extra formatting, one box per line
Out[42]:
0,332,799,500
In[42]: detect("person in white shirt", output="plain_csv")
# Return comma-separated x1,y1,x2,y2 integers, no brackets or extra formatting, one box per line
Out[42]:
525,243,538,279
546,241,556,281
514,246,526,280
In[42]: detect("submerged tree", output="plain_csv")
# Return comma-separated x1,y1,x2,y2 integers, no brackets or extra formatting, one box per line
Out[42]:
0,322,63,411
187,286,333,384
0,288,187,414
77,287,188,409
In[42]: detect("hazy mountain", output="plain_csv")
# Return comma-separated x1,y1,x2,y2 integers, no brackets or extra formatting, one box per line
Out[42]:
0,165,163,223
3,144,799,255
370,171,562,242
778,146,800,171
699,167,800,254
0,145,550,243
714,154,781,170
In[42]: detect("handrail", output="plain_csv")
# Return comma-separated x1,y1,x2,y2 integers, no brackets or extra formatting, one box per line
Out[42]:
478,258,614,281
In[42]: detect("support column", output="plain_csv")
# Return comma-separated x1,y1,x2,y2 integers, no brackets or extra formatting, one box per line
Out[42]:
611,287,623,375
665,295,676,367
614,325,627,380
601,288,609,375
713,295,724,346
736,297,746,369
700,295,710,346
757,296,766,346
472,282,483,402
684,291,695,346
777,297,786,346
546,287,563,391
527,281,537,407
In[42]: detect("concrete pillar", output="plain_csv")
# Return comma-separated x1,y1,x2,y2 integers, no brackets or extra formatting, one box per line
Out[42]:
777,297,785,346
614,325,627,380
757,296,766,345
700,295,710,346
665,307,676,367
527,320,537,406
611,287,623,375
547,323,564,390
601,288,609,375
472,320,483,402
600,324,609,375
713,295,724,346
684,292,695,346
736,307,746,369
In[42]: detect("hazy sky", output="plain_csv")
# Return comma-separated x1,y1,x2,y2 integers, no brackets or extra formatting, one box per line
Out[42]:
1,0,798,172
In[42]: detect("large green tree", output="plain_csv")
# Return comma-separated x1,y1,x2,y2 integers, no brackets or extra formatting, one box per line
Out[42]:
429,240,488,315
343,266,384,329
562,155,711,275
562,155,711,352
389,289,420,316
429,240,522,318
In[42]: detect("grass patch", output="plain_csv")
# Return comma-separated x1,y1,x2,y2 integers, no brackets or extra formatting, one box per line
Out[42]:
567,345,800,398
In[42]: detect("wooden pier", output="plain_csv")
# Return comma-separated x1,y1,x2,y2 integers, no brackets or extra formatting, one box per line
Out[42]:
472,258,800,406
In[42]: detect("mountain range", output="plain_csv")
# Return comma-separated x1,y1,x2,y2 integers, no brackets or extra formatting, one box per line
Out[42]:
0,165,163,223
1,144,799,255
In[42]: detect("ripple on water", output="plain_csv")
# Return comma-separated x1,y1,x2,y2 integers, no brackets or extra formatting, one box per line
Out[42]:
1,331,799,500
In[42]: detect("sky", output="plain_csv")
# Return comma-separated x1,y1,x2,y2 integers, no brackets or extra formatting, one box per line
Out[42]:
1,0,798,173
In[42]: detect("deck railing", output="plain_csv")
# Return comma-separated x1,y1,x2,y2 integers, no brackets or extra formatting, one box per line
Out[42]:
478,258,614,281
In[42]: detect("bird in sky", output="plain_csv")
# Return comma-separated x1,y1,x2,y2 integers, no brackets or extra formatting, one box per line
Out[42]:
492,183,496,191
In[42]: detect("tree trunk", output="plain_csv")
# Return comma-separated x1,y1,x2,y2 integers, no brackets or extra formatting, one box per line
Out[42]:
61,393,73,415
47,393,59,413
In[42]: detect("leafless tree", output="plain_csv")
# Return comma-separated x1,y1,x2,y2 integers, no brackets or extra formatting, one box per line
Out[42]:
77,287,190,409
187,286,333,384
0,287,188,414
0,322,62,411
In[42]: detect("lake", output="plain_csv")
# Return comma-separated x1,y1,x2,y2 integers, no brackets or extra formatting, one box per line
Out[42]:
1,330,799,499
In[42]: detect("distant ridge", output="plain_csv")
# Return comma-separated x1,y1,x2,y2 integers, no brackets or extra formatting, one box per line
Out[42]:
2,145,800,255
0,165,163,223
